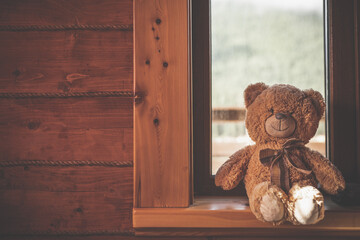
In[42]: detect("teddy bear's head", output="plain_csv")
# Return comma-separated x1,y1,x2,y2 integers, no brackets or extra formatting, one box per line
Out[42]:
244,83,325,145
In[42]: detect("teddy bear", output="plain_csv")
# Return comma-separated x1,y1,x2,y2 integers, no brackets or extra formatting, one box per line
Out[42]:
215,83,345,225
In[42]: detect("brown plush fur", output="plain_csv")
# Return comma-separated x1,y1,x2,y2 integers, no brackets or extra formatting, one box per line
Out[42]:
215,83,345,225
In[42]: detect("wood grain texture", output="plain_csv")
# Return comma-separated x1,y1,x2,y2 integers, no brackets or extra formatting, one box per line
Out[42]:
134,0,191,207
0,0,135,237
0,166,132,234
134,208,360,230
328,0,359,182
2,237,359,240
135,229,360,238
0,0,132,26
0,31,132,93
3,236,356,240
0,98,132,163
2,237,207,240
2,237,134,240
134,197,360,237
213,237,360,240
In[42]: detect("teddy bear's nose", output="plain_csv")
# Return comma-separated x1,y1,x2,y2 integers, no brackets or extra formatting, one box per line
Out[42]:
275,113,287,120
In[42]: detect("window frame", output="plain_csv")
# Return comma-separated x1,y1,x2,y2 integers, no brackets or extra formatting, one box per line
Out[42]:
192,0,246,196
327,0,360,183
193,0,360,197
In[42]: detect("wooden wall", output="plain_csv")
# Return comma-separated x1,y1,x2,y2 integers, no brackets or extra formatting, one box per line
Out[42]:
0,0,134,237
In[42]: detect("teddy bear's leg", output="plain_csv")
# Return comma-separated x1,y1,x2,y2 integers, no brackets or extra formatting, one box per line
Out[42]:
249,182,288,225
287,183,324,225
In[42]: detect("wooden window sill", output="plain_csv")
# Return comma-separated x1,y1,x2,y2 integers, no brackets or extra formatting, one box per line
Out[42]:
133,196,360,237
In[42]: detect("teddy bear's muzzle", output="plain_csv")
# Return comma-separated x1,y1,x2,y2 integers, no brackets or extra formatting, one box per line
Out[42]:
265,113,296,138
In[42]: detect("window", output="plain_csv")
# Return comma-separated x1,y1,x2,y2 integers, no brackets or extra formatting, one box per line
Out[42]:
194,0,360,196
211,0,325,175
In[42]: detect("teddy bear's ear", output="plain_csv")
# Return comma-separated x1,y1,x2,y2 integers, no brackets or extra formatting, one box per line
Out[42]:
244,83,268,108
304,89,326,117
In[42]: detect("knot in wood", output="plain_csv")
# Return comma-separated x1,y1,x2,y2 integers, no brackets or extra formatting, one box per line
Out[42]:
12,69,21,77
75,207,83,213
27,121,41,130
153,118,159,126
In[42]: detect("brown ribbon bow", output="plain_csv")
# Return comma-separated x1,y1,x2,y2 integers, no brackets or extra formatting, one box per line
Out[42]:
259,138,312,192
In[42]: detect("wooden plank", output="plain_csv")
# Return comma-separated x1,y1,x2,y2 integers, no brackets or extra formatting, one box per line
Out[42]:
0,166,131,191
0,0,132,26
134,207,360,229
328,0,358,182
134,0,191,207
133,197,360,236
214,237,360,240
136,228,360,238
2,237,207,240
0,98,132,163
8,236,346,240
0,31,132,93
2,236,358,240
1,237,137,240
0,166,132,234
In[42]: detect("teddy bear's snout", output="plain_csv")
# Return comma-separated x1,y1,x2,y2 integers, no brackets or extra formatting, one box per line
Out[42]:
265,113,296,138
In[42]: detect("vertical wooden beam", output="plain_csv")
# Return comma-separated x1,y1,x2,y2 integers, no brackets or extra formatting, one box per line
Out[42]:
328,0,358,182
134,0,191,207
192,0,246,196
354,0,360,183
192,0,212,196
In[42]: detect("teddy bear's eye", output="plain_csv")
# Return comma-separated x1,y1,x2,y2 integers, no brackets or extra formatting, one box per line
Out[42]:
269,108,274,114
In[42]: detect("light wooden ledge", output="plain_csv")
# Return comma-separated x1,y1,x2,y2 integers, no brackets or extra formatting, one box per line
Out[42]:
133,196,360,237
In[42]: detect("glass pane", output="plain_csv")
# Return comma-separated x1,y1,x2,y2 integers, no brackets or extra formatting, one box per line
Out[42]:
211,0,325,174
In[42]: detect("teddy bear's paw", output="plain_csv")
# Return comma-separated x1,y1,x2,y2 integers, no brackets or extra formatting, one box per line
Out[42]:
293,197,319,224
288,185,324,225
249,182,287,225
260,191,285,223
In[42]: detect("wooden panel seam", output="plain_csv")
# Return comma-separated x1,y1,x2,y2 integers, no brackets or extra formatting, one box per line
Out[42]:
0,24,133,31
0,91,139,99
0,229,134,236
0,160,133,167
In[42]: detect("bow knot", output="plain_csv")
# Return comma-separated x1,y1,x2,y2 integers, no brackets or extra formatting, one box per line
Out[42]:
259,138,312,192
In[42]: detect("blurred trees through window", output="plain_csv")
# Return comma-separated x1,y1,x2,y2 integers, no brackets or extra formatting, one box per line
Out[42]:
211,0,325,174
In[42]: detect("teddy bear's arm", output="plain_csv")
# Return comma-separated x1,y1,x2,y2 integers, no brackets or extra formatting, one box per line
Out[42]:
303,147,345,195
215,145,255,190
